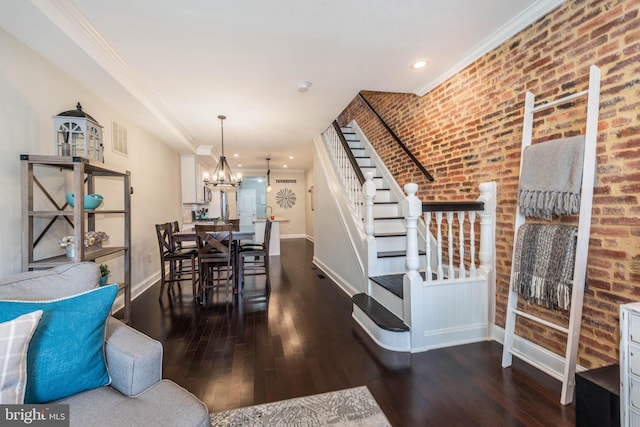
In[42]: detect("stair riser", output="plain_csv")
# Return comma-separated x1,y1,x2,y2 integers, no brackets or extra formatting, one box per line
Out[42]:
352,306,410,352
373,256,425,274
373,220,406,234
373,178,385,189
351,149,366,159
375,235,407,252
360,167,377,178
370,283,404,320
348,141,363,149
356,157,373,167
344,133,358,141
374,190,392,203
374,204,399,217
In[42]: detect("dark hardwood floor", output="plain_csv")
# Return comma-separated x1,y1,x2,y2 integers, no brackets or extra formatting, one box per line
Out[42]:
125,238,575,426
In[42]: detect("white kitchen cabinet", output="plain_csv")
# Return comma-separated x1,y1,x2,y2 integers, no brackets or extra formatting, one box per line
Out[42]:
621,302,640,426
181,155,210,204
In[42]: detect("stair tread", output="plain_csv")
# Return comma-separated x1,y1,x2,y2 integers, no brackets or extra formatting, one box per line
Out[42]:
370,272,433,299
374,201,398,205
352,293,409,332
377,250,426,258
374,216,403,220
374,232,406,237
370,275,404,299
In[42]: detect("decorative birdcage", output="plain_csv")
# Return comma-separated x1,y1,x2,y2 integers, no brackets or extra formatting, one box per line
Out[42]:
53,102,103,161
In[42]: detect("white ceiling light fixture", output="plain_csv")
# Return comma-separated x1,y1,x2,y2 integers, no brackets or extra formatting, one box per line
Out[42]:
410,59,429,70
204,115,241,187
296,81,312,92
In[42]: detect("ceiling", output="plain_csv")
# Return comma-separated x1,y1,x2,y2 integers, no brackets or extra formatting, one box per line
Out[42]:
1,0,562,172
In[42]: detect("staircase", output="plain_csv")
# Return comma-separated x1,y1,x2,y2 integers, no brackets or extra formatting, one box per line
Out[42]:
339,126,423,352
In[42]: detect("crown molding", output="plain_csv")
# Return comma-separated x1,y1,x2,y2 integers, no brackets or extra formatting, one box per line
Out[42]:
29,0,197,151
413,0,565,96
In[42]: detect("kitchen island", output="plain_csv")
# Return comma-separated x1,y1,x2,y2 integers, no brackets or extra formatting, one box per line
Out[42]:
253,218,289,256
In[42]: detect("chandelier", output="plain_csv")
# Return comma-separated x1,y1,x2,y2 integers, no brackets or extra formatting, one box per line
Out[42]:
204,115,241,187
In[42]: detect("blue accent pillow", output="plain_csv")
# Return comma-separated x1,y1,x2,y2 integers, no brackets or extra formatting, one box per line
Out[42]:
0,284,118,403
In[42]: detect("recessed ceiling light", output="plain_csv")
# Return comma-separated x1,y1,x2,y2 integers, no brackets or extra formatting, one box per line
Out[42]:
233,153,239,157
289,155,294,160
283,165,288,168
410,59,428,70
297,81,312,92
237,164,243,167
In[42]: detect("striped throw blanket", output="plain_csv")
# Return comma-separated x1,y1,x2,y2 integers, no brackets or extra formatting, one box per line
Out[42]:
510,224,578,311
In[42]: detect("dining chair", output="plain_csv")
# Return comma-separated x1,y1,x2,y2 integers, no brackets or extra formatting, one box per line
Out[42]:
171,221,196,249
155,222,198,301
195,224,234,305
238,220,272,293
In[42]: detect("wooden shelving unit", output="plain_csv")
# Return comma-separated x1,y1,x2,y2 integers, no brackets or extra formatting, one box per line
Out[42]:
20,154,132,322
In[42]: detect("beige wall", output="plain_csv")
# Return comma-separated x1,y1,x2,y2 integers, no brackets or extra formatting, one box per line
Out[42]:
0,28,182,298
266,170,307,238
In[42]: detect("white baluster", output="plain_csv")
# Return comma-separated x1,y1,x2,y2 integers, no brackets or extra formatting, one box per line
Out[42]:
402,183,421,277
425,212,432,282
436,212,444,280
447,211,455,279
469,211,477,278
458,211,466,279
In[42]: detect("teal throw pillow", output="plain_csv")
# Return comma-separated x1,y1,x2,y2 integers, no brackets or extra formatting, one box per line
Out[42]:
0,284,118,403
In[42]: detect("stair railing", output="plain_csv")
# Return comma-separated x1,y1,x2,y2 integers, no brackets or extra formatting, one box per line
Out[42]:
358,93,434,182
403,182,496,282
322,121,366,220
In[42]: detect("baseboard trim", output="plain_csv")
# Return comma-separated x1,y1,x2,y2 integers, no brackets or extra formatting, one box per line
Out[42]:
112,271,159,313
312,257,359,297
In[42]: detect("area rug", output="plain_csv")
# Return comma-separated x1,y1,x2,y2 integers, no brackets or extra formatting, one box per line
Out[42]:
209,386,391,426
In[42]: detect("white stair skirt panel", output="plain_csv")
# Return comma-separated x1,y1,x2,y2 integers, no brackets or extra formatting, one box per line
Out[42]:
352,305,411,352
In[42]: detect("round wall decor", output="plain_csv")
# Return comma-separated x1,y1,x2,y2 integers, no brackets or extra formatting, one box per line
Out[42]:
276,188,296,209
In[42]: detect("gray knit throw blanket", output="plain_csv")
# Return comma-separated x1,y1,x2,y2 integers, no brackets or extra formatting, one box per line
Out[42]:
510,224,578,311
518,135,585,220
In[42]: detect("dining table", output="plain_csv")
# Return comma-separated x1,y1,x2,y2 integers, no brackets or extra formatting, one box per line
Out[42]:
174,224,255,296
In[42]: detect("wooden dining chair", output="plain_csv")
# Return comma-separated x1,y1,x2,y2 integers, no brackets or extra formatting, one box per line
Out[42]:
155,222,198,301
238,220,272,293
195,224,234,305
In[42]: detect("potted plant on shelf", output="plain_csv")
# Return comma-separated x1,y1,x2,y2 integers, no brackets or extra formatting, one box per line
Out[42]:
99,264,110,286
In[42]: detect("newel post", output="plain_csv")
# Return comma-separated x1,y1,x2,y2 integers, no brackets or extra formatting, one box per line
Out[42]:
363,172,376,241
363,171,378,280
402,182,423,350
477,182,496,276
477,181,496,326
402,183,421,277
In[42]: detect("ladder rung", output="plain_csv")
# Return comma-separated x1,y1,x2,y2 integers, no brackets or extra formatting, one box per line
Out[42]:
512,309,569,334
532,89,589,112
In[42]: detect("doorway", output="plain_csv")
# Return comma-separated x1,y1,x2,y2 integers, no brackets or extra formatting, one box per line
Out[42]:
237,189,257,226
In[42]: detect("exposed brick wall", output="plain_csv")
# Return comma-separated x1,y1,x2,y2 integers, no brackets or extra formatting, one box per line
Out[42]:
338,0,640,368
